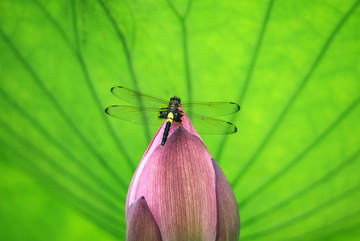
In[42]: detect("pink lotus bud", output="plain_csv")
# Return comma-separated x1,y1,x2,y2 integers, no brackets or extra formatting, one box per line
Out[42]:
126,108,240,241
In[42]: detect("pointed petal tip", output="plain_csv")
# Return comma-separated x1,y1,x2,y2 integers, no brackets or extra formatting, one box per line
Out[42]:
126,196,162,241
212,158,240,241
129,196,146,208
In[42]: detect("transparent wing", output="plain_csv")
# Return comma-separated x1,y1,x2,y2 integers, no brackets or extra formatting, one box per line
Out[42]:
111,86,169,108
106,105,237,134
181,101,240,117
105,105,165,125
187,113,238,135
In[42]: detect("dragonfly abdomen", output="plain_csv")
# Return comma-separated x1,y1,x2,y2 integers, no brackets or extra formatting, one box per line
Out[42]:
161,112,175,146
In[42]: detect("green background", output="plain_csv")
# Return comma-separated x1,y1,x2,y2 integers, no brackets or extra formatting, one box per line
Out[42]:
1,0,359,240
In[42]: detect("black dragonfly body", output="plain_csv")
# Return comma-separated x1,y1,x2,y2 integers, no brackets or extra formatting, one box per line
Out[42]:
105,86,240,146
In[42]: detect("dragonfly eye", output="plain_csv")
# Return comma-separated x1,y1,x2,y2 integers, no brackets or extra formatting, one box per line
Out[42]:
170,96,181,104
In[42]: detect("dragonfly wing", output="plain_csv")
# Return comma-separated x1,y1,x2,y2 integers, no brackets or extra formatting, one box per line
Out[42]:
105,105,165,125
111,86,169,107
181,101,240,117
187,113,237,135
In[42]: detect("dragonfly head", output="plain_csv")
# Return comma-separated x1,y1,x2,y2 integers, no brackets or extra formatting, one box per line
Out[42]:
170,96,181,104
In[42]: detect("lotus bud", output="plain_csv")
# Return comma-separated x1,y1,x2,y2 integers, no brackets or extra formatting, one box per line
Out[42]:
126,107,240,241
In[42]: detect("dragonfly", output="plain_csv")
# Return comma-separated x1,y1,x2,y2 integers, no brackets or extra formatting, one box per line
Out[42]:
105,86,240,146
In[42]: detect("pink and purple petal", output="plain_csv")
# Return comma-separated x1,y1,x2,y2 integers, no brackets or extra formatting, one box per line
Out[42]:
126,108,201,214
130,126,217,241
126,196,162,241
212,159,240,241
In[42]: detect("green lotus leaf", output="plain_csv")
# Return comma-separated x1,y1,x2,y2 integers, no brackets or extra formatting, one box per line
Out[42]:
0,0,359,240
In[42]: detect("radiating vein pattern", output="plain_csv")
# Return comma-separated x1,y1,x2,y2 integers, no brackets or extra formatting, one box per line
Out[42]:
0,0,359,240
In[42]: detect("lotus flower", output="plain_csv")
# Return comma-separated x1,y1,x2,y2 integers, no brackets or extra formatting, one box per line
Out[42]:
126,107,240,241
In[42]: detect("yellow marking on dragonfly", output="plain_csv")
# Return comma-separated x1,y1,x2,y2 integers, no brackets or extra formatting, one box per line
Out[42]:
167,112,174,124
